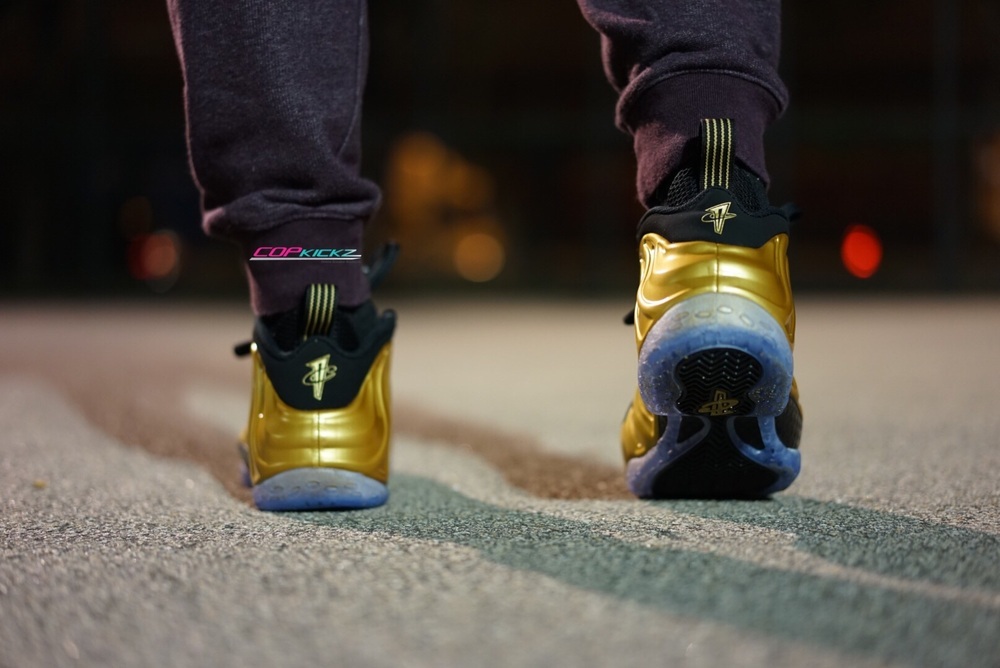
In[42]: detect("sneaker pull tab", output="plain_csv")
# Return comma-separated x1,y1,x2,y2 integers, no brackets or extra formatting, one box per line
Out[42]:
700,118,733,190
302,284,338,340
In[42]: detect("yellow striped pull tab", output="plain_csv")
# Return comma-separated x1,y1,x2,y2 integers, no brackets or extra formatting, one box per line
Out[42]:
700,118,733,190
303,284,337,339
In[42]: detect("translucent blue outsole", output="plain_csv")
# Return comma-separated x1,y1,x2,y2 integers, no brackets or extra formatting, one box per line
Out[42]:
238,444,388,511
628,292,801,498
236,452,386,513
250,467,388,511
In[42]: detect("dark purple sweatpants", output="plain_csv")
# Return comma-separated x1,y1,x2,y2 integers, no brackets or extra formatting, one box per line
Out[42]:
166,0,787,315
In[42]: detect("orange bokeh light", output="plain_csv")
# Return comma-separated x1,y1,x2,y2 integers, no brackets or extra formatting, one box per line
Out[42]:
454,232,505,282
128,231,180,281
841,224,882,279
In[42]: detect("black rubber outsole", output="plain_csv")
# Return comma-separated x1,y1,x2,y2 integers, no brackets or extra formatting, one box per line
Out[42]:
649,347,794,499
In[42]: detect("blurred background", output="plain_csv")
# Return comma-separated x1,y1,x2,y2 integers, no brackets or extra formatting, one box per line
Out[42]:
2,0,999,301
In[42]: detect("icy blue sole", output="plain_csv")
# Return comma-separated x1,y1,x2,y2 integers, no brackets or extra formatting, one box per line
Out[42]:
239,446,388,511
628,292,801,499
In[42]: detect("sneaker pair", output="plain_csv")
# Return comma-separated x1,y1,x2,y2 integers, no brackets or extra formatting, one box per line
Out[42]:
237,118,801,510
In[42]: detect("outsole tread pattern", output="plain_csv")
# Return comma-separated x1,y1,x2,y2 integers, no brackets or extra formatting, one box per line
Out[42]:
627,293,800,499
676,349,762,416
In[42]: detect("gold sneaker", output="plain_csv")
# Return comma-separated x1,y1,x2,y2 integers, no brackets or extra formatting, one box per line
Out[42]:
238,283,395,510
622,118,803,499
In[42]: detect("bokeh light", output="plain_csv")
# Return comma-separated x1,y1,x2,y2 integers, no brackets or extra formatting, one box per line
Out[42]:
384,132,508,282
454,232,505,282
127,230,182,290
841,224,883,279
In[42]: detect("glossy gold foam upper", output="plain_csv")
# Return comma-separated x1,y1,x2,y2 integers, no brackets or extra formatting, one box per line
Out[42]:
633,233,795,350
621,388,659,461
245,343,392,484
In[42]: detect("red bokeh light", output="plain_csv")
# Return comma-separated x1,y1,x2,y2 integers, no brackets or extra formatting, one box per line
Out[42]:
841,224,882,279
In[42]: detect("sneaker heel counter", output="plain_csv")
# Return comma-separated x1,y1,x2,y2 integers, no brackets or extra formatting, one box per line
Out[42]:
246,343,393,485
635,232,795,349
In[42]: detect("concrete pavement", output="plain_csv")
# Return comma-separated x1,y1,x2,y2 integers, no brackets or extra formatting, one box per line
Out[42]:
1,298,998,667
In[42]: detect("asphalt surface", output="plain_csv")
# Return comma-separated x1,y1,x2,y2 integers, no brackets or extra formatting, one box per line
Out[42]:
1,297,998,667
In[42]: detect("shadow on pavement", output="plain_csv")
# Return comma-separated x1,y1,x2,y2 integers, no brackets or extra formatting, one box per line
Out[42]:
296,475,1000,667
660,496,1000,591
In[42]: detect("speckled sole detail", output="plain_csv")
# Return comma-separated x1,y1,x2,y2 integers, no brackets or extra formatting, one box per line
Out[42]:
628,292,800,499
238,444,388,511
253,466,388,511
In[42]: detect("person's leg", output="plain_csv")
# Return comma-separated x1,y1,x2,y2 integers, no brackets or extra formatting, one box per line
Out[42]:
167,0,379,314
167,0,396,511
577,0,803,499
576,0,787,205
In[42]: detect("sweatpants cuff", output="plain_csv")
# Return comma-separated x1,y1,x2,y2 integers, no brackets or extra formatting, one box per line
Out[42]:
623,73,782,207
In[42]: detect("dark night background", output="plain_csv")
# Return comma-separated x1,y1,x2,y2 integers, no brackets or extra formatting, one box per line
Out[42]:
2,0,999,300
